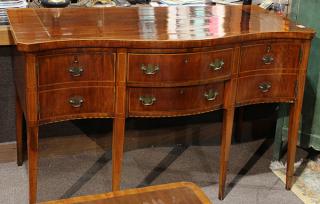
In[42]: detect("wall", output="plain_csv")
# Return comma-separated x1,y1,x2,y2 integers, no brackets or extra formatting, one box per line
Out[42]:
293,0,320,150
276,0,320,151
0,46,15,143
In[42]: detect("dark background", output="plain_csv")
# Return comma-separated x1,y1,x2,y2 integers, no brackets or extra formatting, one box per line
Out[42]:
0,46,16,143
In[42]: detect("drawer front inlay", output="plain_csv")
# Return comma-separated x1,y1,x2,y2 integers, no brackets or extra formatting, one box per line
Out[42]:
39,87,114,122
128,49,233,84
236,74,297,105
38,52,115,86
240,42,301,73
128,83,224,117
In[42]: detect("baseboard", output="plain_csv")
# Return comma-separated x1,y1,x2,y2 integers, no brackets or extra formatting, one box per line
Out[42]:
281,127,320,151
0,142,17,163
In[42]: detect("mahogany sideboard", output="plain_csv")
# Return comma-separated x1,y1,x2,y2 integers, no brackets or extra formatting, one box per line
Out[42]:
7,5,315,204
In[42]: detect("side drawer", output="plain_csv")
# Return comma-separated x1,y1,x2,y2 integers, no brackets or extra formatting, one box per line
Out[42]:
240,42,301,73
38,52,115,86
39,87,114,123
236,74,297,105
127,49,233,84
128,83,224,117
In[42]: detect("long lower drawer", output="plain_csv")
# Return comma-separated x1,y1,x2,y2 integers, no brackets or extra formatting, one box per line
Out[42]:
128,83,224,117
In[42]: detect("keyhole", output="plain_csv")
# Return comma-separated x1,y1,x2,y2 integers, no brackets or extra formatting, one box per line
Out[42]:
184,58,189,64
73,56,79,64
266,45,272,53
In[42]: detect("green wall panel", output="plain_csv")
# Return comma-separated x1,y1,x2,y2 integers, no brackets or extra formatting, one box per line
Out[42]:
275,0,320,154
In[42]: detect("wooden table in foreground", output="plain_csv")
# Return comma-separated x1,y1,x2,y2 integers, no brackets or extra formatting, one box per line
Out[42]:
8,5,315,204
41,182,211,204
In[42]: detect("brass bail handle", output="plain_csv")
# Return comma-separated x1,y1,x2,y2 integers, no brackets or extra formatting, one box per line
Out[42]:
209,59,224,71
262,44,274,65
139,96,156,106
69,66,84,77
262,55,274,65
258,82,272,93
69,96,84,108
141,64,160,75
204,89,219,101
69,56,84,77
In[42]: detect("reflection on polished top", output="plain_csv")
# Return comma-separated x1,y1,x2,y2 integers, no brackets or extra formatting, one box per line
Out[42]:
7,5,314,51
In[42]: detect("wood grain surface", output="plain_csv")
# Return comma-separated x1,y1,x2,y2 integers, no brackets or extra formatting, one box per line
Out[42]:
41,182,212,204
128,83,224,117
0,25,14,45
7,6,314,52
127,49,233,85
37,50,115,87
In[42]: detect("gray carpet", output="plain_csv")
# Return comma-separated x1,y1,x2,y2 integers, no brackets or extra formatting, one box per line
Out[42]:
0,140,304,204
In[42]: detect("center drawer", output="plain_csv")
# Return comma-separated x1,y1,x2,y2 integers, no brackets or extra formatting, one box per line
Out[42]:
38,52,115,87
128,83,224,117
127,49,233,84
39,87,114,123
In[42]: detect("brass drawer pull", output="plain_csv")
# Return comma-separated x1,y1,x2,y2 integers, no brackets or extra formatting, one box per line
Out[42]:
262,55,274,65
141,64,160,75
139,96,156,106
204,89,219,101
69,66,84,77
69,96,84,108
258,82,272,93
209,59,224,71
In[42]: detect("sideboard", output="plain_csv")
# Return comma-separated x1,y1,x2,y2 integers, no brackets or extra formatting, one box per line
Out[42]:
7,5,315,204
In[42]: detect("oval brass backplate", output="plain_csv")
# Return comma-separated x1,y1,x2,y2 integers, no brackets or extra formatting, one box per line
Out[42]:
204,89,219,101
69,96,84,108
258,82,272,93
139,96,156,106
141,64,160,75
209,59,224,71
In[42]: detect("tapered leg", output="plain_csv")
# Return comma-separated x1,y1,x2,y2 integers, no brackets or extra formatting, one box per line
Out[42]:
112,117,125,191
27,126,39,204
285,102,302,190
219,108,235,200
112,48,127,191
16,94,24,166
